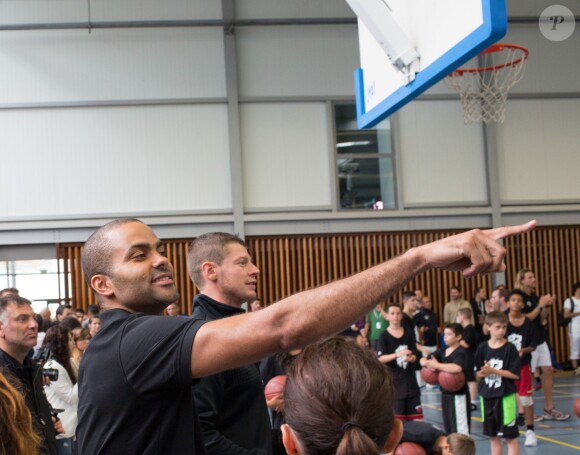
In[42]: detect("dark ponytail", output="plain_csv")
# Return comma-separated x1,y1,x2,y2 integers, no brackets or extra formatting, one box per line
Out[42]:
285,337,394,455
336,426,381,455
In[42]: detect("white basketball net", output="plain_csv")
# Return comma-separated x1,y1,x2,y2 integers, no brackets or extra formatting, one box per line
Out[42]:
446,45,528,124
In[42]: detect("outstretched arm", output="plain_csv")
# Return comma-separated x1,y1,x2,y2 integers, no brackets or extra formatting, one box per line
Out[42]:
191,221,536,378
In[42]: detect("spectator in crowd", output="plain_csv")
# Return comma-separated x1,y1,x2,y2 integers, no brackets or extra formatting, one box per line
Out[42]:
443,287,473,325
87,315,101,337
43,325,79,455
282,337,402,455
401,421,447,454
249,299,263,312
75,218,534,454
259,349,302,455
73,308,85,323
470,288,487,328
40,308,52,324
0,287,19,297
415,295,439,355
488,286,509,314
563,282,580,375
70,327,91,375
55,305,73,323
378,303,422,421
60,316,81,332
457,307,478,411
82,305,99,328
506,289,538,447
475,311,521,455
0,295,61,455
514,268,569,421
439,433,476,455
165,302,183,316
0,371,41,455
365,302,388,353
421,323,470,435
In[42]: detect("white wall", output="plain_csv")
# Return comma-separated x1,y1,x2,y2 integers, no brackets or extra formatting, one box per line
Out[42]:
0,104,232,218
236,25,359,98
0,28,226,104
398,101,488,206
235,0,354,19
240,102,331,210
498,99,580,202
0,0,221,24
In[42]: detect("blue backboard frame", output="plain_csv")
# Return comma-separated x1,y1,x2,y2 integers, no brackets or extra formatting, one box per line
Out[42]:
354,0,507,129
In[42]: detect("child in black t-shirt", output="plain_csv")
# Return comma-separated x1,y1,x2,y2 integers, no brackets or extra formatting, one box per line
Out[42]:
421,323,470,435
378,303,422,420
507,289,538,447
475,311,521,455
457,307,478,411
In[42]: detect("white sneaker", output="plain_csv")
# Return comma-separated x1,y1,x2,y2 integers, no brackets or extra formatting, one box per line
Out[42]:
524,430,538,447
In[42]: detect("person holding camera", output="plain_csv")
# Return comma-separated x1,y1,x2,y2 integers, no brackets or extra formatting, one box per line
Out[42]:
0,295,61,455
43,325,79,455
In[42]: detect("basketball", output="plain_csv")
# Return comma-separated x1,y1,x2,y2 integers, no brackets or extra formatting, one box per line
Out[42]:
420,366,439,385
264,375,287,401
574,398,580,418
394,441,427,455
439,371,466,392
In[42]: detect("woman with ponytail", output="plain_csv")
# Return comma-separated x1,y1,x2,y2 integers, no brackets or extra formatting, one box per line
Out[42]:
281,337,403,455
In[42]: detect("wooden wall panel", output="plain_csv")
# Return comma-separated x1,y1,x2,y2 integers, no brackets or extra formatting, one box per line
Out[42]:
57,224,579,363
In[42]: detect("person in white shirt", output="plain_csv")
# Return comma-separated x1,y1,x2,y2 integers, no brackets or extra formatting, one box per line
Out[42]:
43,325,79,455
563,282,580,374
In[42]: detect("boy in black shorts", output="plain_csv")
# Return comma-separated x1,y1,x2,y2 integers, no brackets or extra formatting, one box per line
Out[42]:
475,311,521,455
421,323,470,435
378,303,422,420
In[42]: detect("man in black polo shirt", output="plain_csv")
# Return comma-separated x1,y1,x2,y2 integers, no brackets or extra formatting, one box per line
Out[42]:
0,295,60,455
189,233,271,454
76,218,535,454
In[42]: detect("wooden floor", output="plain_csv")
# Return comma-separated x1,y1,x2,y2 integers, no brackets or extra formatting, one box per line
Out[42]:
421,373,580,453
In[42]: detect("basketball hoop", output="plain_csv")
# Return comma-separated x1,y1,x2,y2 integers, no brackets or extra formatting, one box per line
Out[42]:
446,43,529,124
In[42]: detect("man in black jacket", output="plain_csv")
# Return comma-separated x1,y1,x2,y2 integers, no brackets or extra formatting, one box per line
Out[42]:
190,233,271,454
0,295,60,455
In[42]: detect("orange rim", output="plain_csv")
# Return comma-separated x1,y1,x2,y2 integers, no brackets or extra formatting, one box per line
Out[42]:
449,43,529,76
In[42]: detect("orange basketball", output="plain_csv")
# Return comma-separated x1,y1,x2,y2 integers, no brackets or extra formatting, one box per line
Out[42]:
394,441,427,455
439,371,465,392
574,398,580,418
264,375,287,401
420,366,439,386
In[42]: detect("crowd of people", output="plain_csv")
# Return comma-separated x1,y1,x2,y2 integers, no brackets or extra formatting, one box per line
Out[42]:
349,272,578,454
2,218,576,455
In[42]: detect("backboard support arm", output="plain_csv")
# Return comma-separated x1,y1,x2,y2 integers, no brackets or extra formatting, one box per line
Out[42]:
345,0,420,84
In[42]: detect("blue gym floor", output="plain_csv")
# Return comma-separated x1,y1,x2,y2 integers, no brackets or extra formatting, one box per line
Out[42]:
421,374,580,453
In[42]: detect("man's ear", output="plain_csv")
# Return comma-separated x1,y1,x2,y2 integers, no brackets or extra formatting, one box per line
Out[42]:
383,418,404,454
281,424,299,454
90,275,114,297
200,261,218,282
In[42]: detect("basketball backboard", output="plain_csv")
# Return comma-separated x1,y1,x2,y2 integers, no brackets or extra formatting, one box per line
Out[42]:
346,0,507,128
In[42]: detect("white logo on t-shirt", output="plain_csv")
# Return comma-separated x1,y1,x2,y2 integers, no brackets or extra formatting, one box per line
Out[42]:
507,333,523,351
396,344,409,369
484,358,504,389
